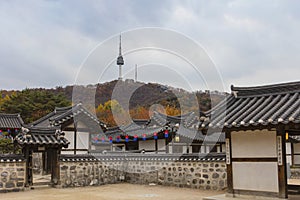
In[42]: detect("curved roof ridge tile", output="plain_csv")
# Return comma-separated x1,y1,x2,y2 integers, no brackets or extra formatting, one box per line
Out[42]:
231,81,300,98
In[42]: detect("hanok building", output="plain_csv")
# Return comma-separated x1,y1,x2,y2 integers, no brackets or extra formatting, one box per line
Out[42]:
14,127,69,186
0,113,24,153
288,136,300,167
96,111,225,154
91,126,124,152
201,81,300,199
31,103,107,154
0,113,24,138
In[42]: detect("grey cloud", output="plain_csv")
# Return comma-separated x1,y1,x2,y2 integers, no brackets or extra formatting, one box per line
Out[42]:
0,0,300,91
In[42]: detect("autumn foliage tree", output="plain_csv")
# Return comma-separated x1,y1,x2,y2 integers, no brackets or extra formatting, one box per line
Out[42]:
96,99,182,127
96,100,131,126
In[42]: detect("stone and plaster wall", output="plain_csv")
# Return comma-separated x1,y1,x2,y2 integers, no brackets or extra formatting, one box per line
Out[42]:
0,155,26,193
291,167,300,179
125,161,226,190
60,160,126,187
59,154,227,190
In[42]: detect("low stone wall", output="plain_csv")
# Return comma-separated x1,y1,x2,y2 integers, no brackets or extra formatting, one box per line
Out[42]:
126,160,226,190
0,155,26,193
60,154,227,190
60,160,126,187
291,167,300,179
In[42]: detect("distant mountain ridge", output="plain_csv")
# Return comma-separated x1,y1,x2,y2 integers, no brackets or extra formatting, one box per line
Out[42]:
1,79,227,113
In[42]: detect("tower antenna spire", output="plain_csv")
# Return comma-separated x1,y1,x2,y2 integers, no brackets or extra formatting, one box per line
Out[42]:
116,33,124,80
119,34,122,56
135,64,137,82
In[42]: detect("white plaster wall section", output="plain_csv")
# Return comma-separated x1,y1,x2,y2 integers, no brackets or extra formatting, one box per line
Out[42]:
221,144,226,153
63,131,75,149
76,121,88,128
138,140,155,151
201,145,205,153
232,162,279,193
180,145,185,153
294,155,300,164
231,130,277,158
157,139,166,154
286,143,292,154
157,139,166,151
294,143,300,153
293,143,300,165
168,145,173,153
206,146,210,153
188,146,193,153
76,131,89,150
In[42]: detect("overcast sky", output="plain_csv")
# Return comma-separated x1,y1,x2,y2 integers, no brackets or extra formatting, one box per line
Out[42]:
1,0,300,92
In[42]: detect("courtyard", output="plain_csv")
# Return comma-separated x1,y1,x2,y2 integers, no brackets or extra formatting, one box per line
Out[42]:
0,183,225,200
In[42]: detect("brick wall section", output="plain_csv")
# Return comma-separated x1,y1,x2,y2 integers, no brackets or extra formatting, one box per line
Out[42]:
0,155,26,193
60,154,227,190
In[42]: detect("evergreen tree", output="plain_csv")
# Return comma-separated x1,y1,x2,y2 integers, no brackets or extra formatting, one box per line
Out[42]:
0,89,71,123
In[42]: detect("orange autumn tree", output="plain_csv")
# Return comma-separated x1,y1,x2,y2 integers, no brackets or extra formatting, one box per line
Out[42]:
96,100,130,127
96,100,182,127
165,105,181,116
129,106,150,120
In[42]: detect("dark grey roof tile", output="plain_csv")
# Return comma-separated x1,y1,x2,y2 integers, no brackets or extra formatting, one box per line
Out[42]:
0,113,24,129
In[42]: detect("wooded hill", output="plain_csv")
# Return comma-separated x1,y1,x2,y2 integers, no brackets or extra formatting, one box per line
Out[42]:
0,80,226,126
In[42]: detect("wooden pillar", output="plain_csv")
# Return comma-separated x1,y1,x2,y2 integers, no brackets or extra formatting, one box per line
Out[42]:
155,139,158,154
225,131,233,194
291,142,295,166
74,122,77,155
51,148,61,185
24,146,33,186
46,149,52,174
24,147,29,187
42,152,46,175
276,126,288,199
27,147,33,185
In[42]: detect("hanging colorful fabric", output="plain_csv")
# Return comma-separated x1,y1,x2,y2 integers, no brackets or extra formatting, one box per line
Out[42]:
15,128,19,133
133,134,138,142
0,130,2,135
101,137,105,143
142,134,146,141
109,136,113,143
164,130,169,138
93,136,99,143
154,132,158,140
116,135,121,142
125,135,129,143
7,129,11,134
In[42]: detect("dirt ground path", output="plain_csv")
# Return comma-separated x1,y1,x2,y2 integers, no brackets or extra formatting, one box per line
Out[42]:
1,183,225,200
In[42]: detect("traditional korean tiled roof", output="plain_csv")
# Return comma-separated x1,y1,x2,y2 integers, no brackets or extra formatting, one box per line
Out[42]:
102,111,224,143
30,103,106,129
105,124,163,140
30,106,72,127
288,135,300,143
0,113,24,129
0,154,25,162
201,81,300,130
176,127,225,143
105,126,123,136
151,112,199,129
61,153,226,162
15,127,69,147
